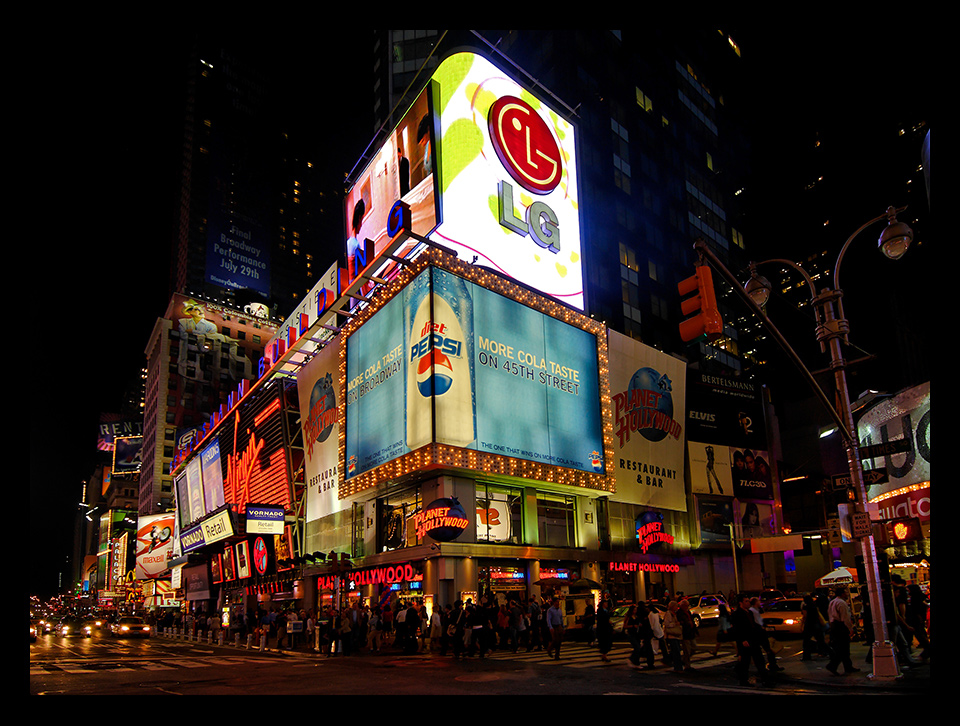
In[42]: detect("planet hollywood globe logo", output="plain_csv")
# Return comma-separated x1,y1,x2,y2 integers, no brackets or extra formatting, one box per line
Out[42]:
305,372,337,458
612,367,682,446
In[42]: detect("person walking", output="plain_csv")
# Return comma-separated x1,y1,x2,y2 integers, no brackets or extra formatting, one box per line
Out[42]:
825,586,860,676
624,603,643,667
800,594,827,660
712,602,734,656
647,602,666,664
732,593,773,687
596,596,614,663
526,596,543,652
450,601,466,660
546,597,565,660
677,599,698,671
749,597,783,672
583,600,597,647
662,601,684,672
906,583,930,661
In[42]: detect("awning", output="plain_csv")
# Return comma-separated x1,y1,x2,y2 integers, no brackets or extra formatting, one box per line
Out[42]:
814,566,858,588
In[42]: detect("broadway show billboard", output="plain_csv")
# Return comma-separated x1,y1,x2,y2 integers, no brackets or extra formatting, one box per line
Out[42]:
342,251,611,496
607,331,687,511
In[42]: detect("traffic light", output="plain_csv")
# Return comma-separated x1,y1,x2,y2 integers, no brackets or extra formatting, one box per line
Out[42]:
886,517,923,544
678,264,723,342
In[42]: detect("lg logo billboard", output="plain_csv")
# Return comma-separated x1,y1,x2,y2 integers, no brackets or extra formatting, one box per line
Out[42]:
490,95,564,254
431,52,584,310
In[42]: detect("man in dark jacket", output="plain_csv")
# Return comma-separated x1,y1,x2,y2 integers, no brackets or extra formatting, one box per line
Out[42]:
732,594,773,687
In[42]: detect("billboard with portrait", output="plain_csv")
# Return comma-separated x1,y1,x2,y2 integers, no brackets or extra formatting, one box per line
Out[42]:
345,83,440,288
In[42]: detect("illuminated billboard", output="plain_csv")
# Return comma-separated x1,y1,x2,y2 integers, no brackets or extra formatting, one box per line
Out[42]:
345,83,440,286
297,339,344,522
342,51,583,312
341,249,612,497
135,513,174,579
608,331,687,511
858,382,930,500
430,52,583,309
174,380,292,534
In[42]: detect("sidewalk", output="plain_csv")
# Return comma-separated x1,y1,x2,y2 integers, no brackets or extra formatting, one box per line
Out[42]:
766,642,930,691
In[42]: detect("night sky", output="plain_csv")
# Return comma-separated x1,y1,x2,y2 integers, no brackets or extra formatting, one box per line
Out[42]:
30,24,930,602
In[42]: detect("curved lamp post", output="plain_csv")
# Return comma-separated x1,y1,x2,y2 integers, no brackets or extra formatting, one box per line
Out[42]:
694,206,913,679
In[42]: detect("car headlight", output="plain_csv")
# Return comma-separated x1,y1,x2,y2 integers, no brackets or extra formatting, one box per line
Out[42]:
121,626,130,632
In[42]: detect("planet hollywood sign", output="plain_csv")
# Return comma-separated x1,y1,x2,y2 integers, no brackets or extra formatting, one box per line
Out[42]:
413,498,470,541
318,563,423,592
609,561,681,574
636,519,674,555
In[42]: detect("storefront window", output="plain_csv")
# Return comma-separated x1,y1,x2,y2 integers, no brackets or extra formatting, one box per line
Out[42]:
476,483,524,544
378,487,422,552
538,493,577,548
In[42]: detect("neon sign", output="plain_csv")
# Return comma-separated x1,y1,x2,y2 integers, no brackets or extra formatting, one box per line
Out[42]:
636,520,675,554
413,498,470,541
318,563,422,591
609,561,681,573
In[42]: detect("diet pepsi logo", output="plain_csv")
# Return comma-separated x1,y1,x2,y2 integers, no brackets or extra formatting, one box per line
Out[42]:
410,320,463,398
489,96,562,195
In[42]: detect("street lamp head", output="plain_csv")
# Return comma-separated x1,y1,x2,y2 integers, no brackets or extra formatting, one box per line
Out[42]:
744,263,772,308
878,206,913,259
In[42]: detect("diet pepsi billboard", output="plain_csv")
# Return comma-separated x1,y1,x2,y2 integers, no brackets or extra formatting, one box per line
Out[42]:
344,258,606,485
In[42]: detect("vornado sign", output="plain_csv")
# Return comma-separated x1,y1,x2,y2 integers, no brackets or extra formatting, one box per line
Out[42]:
431,52,584,310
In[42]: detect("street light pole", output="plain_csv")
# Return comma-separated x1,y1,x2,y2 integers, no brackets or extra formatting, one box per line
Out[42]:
692,206,912,679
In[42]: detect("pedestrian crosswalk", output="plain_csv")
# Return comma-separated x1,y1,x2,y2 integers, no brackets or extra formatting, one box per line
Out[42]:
481,641,738,670
29,655,279,676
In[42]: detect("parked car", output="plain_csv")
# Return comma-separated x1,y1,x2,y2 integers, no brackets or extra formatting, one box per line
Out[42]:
760,598,806,636
742,589,785,608
30,621,37,642
57,617,92,637
682,594,727,627
111,616,152,638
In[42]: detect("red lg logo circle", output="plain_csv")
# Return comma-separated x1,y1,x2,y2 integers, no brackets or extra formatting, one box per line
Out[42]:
488,96,562,194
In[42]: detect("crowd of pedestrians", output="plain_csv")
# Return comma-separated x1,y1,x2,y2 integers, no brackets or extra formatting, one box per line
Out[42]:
148,578,929,688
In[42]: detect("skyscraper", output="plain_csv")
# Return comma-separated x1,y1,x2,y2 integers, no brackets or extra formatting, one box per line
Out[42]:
168,36,338,319
370,29,755,375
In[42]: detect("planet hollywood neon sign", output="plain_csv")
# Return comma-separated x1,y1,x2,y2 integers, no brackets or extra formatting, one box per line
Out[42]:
413,497,470,542
318,563,423,592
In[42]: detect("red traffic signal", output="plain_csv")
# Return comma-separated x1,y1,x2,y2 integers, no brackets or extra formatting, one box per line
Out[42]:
678,264,723,342
886,517,923,544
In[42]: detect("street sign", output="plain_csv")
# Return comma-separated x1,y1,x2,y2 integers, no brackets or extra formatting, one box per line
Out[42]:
831,467,888,489
826,516,842,546
851,511,872,538
859,439,911,459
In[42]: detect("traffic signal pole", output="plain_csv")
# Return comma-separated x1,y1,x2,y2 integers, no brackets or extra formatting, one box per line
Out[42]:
690,238,899,679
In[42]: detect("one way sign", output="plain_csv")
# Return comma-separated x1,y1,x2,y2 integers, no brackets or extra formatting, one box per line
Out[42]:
831,468,888,490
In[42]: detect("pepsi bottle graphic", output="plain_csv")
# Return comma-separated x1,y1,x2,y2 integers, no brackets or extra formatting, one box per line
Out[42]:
404,268,476,450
